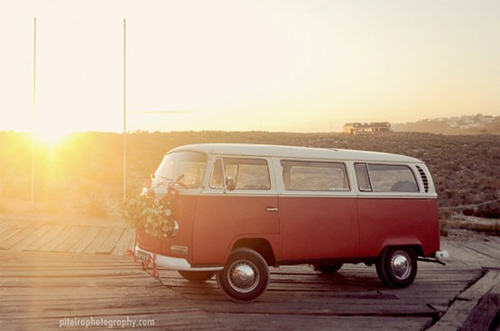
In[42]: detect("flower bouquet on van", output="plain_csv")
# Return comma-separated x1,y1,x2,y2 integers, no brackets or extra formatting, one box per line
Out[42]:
123,175,185,277
123,192,178,239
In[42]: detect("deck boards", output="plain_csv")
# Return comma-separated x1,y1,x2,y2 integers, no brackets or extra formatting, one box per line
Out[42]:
25,225,66,251
0,219,136,256
0,218,499,330
0,251,223,331
70,227,101,253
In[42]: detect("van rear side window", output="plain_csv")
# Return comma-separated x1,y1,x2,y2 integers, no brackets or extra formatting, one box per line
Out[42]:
355,163,419,193
281,160,349,191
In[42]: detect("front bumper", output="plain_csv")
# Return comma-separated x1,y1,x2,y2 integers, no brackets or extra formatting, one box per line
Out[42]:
134,245,223,272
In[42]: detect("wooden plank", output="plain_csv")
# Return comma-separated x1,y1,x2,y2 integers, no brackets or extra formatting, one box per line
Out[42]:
96,227,125,254
0,224,25,246
24,225,66,251
461,280,500,331
442,240,488,266
112,228,136,256
10,225,54,251
161,264,481,319
69,227,101,253
0,251,224,331
82,227,112,254
38,226,77,251
427,300,476,331
1,312,219,331
0,236,498,331
0,226,34,249
52,227,90,253
458,241,500,264
0,220,16,237
212,313,433,331
0,250,135,265
428,270,500,331
457,270,500,301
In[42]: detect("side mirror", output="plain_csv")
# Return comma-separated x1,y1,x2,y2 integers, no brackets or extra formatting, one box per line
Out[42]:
225,177,236,192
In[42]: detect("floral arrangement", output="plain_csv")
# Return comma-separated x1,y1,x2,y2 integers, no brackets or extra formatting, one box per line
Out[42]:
123,175,185,238
122,193,176,238
123,175,186,278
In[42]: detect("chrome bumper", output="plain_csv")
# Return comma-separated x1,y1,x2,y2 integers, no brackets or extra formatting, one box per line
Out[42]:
134,245,223,272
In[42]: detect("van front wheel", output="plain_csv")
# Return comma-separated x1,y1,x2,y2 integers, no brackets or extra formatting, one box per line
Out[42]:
216,248,270,302
376,247,417,288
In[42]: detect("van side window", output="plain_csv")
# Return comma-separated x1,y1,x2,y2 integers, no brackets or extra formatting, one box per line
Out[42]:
355,163,372,191
281,160,349,191
222,158,271,190
209,158,224,189
368,164,419,192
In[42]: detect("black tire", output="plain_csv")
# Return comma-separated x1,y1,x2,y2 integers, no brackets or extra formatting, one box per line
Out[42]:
178,270,215,282
376,247,417,288
216,248,270,302
313,263,343,275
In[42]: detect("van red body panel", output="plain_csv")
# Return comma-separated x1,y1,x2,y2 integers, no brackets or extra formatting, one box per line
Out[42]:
192,194,280,265
279,196,359,261
137,194,199,262
357,198,440,257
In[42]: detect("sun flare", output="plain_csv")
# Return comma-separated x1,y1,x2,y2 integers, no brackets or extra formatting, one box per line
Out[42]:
33,124,72,146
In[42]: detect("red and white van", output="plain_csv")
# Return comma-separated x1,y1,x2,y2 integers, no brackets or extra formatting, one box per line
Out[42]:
135,143,448,302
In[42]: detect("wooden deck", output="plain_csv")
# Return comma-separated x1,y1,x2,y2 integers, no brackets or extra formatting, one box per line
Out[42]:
0,217,499,330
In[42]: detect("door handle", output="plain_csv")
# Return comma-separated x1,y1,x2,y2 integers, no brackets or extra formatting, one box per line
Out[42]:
265,207,279,212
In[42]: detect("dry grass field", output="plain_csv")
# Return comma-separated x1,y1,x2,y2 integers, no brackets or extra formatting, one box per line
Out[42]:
0,131,498,234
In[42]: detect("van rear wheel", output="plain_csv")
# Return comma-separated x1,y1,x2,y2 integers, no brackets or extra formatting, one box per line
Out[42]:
178,270,215,282
376,247,417,288
216,248,270,302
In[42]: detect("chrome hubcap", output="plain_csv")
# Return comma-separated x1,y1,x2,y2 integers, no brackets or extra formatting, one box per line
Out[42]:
390,251,411,280
227,260,259,293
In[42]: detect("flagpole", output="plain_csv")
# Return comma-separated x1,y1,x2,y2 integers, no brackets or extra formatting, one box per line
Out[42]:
31,17,37,205
123,18,127,200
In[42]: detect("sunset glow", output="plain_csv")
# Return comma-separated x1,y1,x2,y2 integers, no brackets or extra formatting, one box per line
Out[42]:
0,0,499,133
32,121,72,146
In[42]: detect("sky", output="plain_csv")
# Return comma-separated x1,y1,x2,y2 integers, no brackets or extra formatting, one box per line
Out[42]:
0,0,499,136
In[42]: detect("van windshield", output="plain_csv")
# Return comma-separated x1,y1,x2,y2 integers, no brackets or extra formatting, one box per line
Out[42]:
152,151,207,189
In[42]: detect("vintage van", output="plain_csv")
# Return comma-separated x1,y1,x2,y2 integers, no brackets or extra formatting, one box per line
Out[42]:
135,143,448,302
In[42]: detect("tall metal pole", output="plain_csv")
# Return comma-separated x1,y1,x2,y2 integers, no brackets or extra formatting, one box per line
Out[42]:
123,19,127,200
31,17,37,205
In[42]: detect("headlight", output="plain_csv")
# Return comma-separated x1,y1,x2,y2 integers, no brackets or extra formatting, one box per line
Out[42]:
162,219,179,238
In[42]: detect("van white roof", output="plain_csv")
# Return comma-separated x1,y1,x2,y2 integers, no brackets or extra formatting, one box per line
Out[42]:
169,143,422,163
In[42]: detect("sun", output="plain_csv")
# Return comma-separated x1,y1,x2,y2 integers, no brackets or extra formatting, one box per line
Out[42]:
33,124,72,147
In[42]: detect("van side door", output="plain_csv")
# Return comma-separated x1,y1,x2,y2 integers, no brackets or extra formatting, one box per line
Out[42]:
279,160,359,262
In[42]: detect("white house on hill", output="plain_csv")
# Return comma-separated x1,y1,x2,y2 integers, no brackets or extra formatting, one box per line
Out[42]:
343,122,392,134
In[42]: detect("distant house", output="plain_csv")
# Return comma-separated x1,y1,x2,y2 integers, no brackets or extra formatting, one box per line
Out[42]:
343,122,392,135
